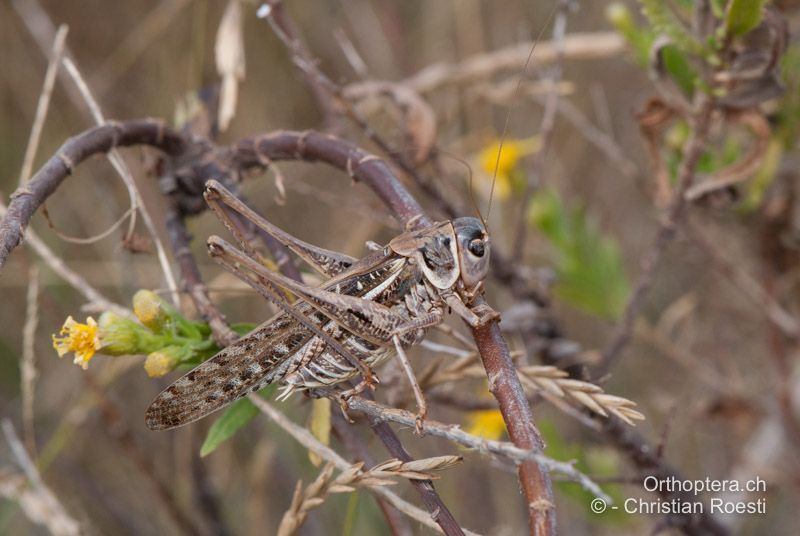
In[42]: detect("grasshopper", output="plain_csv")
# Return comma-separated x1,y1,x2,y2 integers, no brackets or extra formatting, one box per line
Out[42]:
145,179,495,431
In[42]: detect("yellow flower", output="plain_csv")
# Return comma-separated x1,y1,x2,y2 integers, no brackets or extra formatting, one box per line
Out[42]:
464,409,508,441
52,316,102,370
478,136,541,200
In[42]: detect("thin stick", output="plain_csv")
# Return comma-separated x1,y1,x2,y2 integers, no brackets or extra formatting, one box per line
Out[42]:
599,96,715,372
164,207,239,345
343,394,611,504
403,32,626,93
18,25,69,186
0,120,185,270
62,57,180,306
1,419,82,536
21,266,40,455
470,301,556,534
248,396,482,536
0,200,133,319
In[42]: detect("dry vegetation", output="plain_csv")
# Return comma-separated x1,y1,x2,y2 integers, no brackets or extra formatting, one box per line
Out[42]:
1,1,799,535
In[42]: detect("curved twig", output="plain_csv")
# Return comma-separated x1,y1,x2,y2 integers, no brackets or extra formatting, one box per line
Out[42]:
0,119,186,269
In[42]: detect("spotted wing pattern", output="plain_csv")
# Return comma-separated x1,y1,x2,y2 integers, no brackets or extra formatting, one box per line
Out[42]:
145,256,413,430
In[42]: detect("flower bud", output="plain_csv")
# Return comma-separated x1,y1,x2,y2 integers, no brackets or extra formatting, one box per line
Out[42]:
133,290,174,332
144,345,189,378
97,312,144,355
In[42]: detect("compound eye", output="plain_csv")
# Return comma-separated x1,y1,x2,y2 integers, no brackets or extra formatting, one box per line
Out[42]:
468,238,485,257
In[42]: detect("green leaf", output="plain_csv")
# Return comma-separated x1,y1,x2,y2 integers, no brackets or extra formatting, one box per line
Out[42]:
725,0,765,37
638,0,707,58
199,386,275,457
528,189,630,319
660,45,697,97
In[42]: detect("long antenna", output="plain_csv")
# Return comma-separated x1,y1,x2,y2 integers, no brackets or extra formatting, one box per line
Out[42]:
486,3,560,223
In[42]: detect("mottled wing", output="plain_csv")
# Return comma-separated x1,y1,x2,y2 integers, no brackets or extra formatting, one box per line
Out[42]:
145,316,313,430
146,252,411,431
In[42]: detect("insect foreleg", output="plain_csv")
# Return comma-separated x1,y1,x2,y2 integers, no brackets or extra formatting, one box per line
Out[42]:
442,292,500,328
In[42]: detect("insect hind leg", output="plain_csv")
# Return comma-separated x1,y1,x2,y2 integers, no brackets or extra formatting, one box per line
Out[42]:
204,179,356,277
207,236,379,388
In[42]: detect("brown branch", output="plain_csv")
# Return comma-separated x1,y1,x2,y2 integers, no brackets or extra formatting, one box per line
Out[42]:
232,131,425,226
470,305,556,535
164,206,239,346
331,413,413,536
0,120,186,270
235,129,557,533
357,391,466,536
3,114,557,534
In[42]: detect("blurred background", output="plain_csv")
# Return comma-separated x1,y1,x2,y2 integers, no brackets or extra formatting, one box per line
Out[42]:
1,0,799,534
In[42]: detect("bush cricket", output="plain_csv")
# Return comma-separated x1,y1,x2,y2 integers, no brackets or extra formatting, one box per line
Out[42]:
145,179,496,432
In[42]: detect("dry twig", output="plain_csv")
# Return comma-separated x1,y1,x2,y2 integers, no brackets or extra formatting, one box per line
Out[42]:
1,420,82,536
248,396,482,536
341,394,611,503
18,25,69,186
600,95,716,372
402,32,626,93
21,267,40,455
0,200,132,318
278,456,462,536
61,57,181,305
